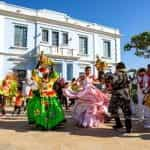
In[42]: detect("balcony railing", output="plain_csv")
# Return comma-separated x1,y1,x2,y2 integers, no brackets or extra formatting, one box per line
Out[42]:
39,44,79,58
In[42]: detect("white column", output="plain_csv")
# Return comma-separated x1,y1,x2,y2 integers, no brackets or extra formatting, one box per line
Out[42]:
116,38,121,62
0,15,5,79
0,55,4,80
62,60,67,80
73,61,80,79
26,70,32,79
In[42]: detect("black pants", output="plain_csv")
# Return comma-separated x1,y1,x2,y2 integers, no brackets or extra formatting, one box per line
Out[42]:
61,95,68,110
23,98,29,111
12,106,21,115
69,99,75,107
109,92,132,132
0,95,6,115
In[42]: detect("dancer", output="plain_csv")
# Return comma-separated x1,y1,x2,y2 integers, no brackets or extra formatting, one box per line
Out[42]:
109,62,132,133
0,79,10,115
27,52,65,129
0,72,18,116
65,66,109,128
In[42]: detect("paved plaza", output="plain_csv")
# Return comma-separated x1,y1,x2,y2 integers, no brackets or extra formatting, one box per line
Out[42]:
0,108,150,150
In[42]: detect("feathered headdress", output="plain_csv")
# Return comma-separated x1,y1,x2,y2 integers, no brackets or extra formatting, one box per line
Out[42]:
95,56,108,71
39,51,54,66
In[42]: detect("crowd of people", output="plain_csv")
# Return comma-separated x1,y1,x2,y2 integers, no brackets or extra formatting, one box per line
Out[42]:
0,54,150,133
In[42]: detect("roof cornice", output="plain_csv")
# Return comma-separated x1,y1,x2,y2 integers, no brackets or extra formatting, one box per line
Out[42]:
0,2,121,38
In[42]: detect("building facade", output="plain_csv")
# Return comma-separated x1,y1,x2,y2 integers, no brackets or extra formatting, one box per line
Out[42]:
0,1,121,80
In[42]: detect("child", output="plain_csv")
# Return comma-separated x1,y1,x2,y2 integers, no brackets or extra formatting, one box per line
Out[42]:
62,82,77,110
12,89,23,115
62,82,69,110
69,78,77,107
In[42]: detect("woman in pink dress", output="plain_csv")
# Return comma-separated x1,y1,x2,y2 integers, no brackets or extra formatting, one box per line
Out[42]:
66,66,109,128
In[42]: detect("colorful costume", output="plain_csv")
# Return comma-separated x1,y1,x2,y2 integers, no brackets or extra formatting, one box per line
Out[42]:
27,53,65,130
34,77,64,129
65,75,109,128
0,79,11,115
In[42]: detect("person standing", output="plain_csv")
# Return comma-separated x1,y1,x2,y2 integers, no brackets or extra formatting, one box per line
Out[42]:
0,91,6,116
68,78,77,107
109,62,132,133
143,64,150,128
137,68,147,121
12,89,23,115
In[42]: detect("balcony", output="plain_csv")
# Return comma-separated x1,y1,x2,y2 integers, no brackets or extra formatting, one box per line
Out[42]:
39,44,80,59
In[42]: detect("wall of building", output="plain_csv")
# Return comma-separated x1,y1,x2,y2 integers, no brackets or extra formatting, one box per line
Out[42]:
0,16,37,80
0,2,121,80
36,21,97,79
0,15,5,79
4,17,35,55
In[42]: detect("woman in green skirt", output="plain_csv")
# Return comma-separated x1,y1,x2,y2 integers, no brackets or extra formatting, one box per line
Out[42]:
27,53,65,129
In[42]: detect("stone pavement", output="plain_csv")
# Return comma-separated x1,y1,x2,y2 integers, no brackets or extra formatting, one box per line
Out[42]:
0,109,150,150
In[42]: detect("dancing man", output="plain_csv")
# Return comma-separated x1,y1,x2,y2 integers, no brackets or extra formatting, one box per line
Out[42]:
109,62,132,133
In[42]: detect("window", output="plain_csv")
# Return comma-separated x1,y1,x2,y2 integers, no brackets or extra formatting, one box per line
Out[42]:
52,31,59,46
54,63,62,76
62,32,68,45
67,64,73,80
42,29,49,42
79,37,88,55
103,40,111,58
14,25,27,47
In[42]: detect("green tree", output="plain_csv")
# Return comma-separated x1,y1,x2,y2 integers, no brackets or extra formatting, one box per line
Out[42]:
124,32,150,58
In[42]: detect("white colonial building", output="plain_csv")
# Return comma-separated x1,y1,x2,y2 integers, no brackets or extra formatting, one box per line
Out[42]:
0,1,121,81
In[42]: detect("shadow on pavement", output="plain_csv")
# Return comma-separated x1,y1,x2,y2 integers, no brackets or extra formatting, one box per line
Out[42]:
0,120,36,132
0,116,150,140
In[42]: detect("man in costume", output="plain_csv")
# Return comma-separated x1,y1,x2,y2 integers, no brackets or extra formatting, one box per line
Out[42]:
109,62,132,133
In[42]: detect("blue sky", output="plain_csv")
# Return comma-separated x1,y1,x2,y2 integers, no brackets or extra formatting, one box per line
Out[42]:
3,0,150,69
